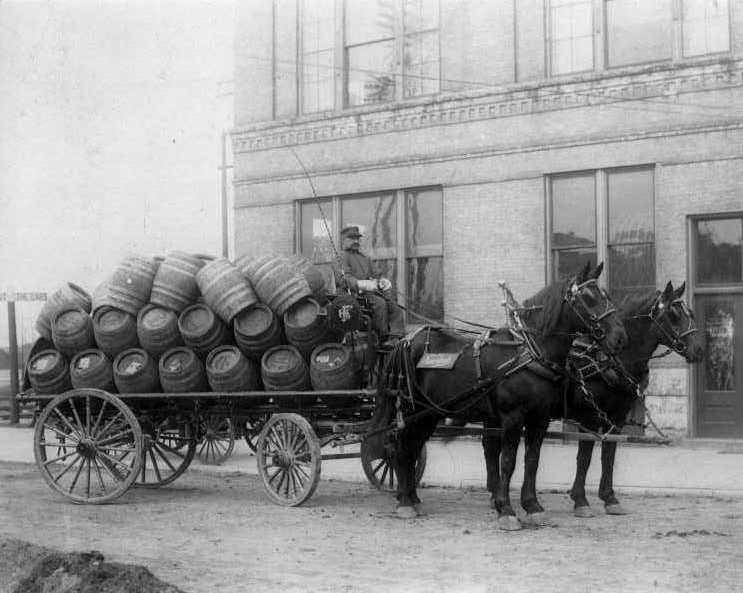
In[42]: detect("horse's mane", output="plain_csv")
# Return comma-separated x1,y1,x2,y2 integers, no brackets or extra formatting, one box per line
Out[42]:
617,289,658,320
521,277,571,337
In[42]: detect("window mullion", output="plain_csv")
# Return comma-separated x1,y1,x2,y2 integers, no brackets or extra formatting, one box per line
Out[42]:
396,0,404,102
334,0,344,111
595,170,609,289
396,189,405,311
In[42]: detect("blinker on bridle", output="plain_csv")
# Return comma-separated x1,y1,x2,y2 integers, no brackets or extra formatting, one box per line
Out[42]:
565,278,616,342
643,295,698,357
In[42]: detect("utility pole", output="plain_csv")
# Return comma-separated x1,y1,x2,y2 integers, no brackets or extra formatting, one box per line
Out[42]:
7,301,19,424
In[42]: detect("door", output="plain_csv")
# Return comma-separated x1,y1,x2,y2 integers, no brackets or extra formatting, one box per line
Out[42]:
693,215,743,438
695,295,743,437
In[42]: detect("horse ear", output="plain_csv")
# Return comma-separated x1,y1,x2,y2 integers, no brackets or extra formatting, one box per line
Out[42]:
674,281,686,298
577,260,590,282
662,281,674,300
590,261,604,280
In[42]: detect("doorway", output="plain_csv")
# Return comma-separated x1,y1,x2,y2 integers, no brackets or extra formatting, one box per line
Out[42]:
692,215,743,438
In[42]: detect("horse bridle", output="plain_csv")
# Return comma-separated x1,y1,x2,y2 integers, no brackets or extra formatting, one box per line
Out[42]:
564,278,617,343
640,294,698,359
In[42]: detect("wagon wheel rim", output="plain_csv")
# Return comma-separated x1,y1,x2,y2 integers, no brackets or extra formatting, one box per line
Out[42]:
256,413,321,506
134,420,196,488
197,416,235,465
33,388,143,504
360,441,427,492
243,414,269,453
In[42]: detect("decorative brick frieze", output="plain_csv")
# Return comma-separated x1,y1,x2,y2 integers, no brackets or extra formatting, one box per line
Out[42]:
232,60,743,154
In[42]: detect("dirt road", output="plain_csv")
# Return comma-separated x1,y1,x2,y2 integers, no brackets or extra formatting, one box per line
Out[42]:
1,460,741,593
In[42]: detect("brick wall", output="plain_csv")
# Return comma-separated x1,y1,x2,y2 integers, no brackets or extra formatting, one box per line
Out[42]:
233,204,295,259
444,177,545,326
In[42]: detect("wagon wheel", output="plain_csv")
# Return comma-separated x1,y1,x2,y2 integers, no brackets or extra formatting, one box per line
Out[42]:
33,388,143,504
243,414,270,453
134,419,197,488
256,413,321,506
197,416,235,465
360,441,427,492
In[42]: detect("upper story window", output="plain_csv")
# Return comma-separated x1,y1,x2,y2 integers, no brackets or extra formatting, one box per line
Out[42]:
345,0,398,106
682,0,731,57
694,216,743,285
302,0,336,113
548,0,594,76
344,0,440,107
605,0,673,67
550,167,655,302
297,187,444,324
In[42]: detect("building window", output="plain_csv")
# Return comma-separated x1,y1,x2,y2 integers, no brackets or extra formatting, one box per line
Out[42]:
682,0,730,58
548,0,594,76
605,0,673,67
403,0,440,98
298,187,444,324
302,0,336,113
694,217,743,285
550,167,655,301
343,0,440,107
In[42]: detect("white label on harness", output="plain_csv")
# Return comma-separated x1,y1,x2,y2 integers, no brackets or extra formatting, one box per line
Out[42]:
416,352,460,370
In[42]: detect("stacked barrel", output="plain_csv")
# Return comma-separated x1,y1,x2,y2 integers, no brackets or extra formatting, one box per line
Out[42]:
27,251,365,397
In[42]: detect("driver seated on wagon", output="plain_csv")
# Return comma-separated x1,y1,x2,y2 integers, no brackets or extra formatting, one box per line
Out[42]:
332,225,399,344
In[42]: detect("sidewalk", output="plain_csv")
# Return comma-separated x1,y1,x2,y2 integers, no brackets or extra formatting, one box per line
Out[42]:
3,423,742,497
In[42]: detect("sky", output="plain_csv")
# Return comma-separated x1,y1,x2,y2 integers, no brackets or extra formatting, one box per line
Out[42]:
0,0,236,347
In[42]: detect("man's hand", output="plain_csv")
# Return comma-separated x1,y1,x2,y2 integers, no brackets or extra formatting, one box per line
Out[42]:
377,278,392,291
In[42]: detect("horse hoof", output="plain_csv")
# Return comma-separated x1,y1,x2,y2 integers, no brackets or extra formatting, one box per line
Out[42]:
574,506,596,518
523,512,551,527
489,498,497,510
497,515,522,531
413,503,425,516
396,505,418,519
605,503,629,516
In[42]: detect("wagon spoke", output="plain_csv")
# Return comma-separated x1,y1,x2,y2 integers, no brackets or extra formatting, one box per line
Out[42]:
148,448,163,482
86,458,92,498
151,443,177,473
90,400,107,438
67,398,85,437
51,453,82,482
43,421,80,445
92,458,107,493
52,409,80,440
97,449,134,472
96,428,134,447
266,467,282,484
68,457,85,493
94,411,125,442
154,440,187,459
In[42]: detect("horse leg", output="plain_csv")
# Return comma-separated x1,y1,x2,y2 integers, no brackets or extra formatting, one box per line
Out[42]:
482,418,501,510
520,424,548,524
599,440,628,515
494,425,522,531
570,439,596,518
394,418,437,519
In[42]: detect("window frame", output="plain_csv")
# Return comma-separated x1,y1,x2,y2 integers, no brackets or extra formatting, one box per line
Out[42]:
295,186,445,324
546,165,656,296
690,211,743,294
546,0,596,78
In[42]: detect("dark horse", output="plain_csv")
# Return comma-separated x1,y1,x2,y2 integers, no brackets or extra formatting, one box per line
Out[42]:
562,281,704,517
370,262,627,529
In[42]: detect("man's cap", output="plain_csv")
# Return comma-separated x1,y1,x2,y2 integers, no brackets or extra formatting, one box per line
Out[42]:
341,225,363,239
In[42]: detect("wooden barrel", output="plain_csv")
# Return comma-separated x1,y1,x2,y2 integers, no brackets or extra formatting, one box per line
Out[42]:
287,255,327,304
150,251,205,313
236,254,312,316
178,303,230,359
51,307,95,359
70,349,115,391
93,254,158,315
309,343,360,390
233,303,283,361
113,348,160,393
158,347,208,393
283,298,337,360
137,304,183,358
27,349,71,395
205,345,261,392
92,306,139,359
195,258,257,324
35,282,92,341
260,344,310,391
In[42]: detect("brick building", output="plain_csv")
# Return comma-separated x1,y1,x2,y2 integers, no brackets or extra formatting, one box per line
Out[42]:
231,0,743,438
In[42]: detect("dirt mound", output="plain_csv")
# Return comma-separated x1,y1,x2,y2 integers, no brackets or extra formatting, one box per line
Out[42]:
0,538,186,593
